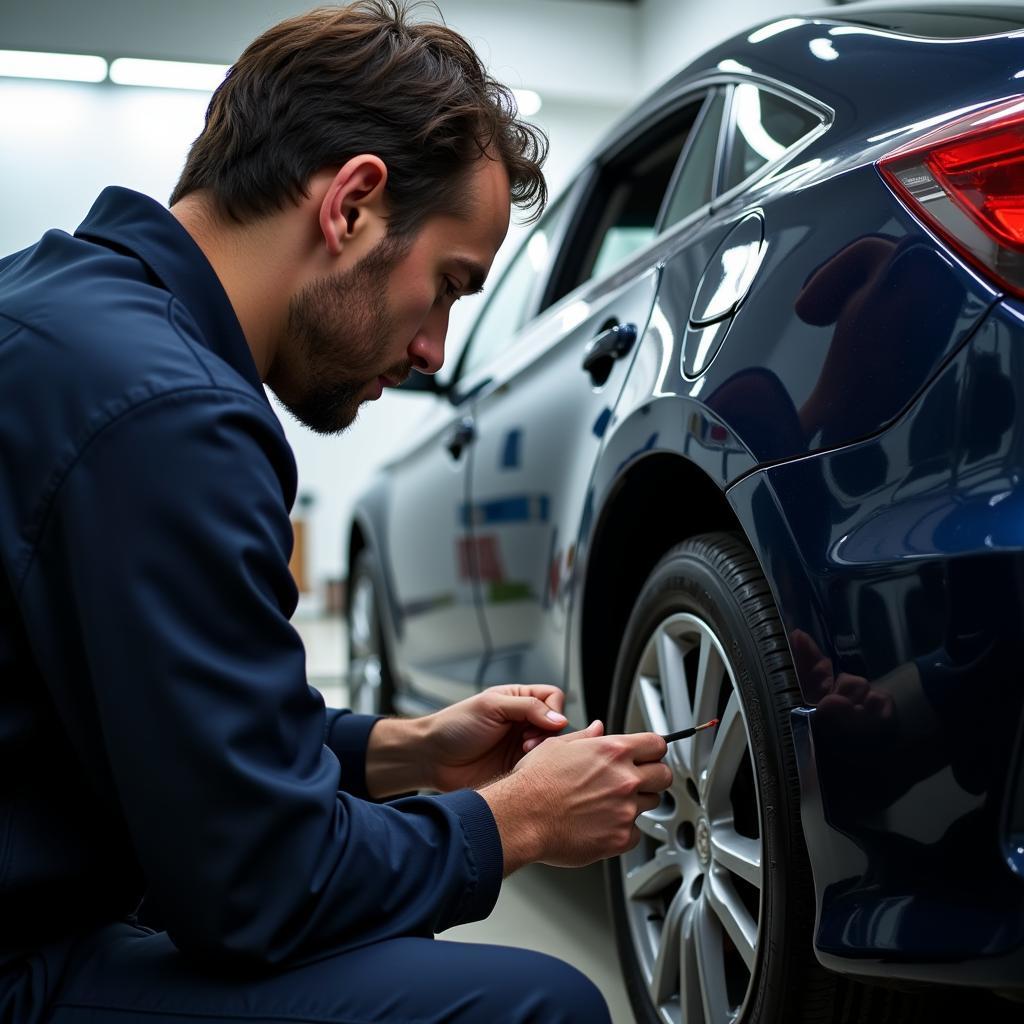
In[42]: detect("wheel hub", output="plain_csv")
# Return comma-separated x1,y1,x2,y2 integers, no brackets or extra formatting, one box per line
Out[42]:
696,817,711,867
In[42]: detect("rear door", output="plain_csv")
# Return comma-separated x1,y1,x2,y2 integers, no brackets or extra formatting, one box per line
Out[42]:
463,90,726,700
383,192,576,708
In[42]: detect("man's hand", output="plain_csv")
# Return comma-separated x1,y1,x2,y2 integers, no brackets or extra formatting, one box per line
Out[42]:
364,685,568,798
424,684,569,792
480,721,672,875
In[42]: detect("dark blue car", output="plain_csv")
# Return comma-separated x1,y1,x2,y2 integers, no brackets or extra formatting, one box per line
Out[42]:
346,4,1024,1020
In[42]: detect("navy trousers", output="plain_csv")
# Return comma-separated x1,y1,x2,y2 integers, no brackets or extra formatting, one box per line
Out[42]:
35,924,611,1023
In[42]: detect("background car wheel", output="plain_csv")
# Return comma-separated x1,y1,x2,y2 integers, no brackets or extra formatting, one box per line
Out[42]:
605,532,921,1024
346,549,394,716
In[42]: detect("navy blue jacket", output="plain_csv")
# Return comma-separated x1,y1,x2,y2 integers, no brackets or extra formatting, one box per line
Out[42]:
0,188,502,981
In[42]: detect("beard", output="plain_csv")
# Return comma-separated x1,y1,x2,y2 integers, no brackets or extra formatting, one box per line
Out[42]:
276,233,412,435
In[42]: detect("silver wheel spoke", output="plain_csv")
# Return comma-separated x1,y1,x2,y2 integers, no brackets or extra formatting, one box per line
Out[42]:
637,674,670,736
693,631,725,724
650,886,687,1006
625,845,681,901
707,867,757,972
636,808,671,842
703,691,744,816
679,901,704,1024
656,627,692,728
695,898,731,1024
710,827,761,890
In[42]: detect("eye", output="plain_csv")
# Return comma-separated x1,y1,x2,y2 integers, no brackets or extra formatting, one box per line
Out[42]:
441,277,462,303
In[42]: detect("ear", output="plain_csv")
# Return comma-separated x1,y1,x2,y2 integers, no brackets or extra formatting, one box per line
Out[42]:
319,155,389,257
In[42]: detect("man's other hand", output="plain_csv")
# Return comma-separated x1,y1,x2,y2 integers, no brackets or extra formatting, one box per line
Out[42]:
425,684,568,792
363,685,567,798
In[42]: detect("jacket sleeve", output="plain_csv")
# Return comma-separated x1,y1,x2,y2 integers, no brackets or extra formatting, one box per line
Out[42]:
16,386,503,965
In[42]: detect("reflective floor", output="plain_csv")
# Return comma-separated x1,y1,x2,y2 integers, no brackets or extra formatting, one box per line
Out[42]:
297,612,634,1023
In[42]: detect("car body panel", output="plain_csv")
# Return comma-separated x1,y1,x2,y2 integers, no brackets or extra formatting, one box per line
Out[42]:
729,298,1024,984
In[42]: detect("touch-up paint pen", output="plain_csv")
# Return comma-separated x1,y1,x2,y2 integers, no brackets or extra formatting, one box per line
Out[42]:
661,719,719,743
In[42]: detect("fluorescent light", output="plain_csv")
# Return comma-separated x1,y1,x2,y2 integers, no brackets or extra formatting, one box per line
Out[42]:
809,38,839,62
747,18,806,44
109,58,228,92
0,49,107,83
513,88,542,116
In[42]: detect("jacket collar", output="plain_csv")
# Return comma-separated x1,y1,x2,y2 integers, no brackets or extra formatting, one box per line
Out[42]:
75,186,264,396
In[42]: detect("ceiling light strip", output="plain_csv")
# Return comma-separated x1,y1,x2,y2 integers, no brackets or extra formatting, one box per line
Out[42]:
0,49,107,83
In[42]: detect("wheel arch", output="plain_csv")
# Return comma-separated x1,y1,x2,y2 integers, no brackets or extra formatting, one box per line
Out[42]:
578,451,744,723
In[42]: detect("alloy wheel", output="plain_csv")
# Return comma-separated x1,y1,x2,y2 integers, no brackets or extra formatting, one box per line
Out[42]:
620,612,763,1024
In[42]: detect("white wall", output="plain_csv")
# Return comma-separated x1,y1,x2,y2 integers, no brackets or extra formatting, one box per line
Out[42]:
637,0,824,94
0,0,824,597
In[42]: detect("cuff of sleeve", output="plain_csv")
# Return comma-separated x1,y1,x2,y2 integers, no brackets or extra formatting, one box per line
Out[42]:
435,788,504,926
325,709,383,800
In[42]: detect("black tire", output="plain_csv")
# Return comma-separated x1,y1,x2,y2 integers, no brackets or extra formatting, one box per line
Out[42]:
346,548,394,715
604,532,925,1024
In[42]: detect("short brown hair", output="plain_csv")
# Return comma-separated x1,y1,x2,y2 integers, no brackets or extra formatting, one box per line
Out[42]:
170,1,548,235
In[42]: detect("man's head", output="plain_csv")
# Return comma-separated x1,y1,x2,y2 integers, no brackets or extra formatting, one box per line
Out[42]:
170,1,547,433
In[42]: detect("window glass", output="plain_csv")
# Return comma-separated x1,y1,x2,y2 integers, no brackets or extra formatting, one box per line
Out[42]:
723,85,820,192
459,194,570,379
661,91,726,230
548,102,701,303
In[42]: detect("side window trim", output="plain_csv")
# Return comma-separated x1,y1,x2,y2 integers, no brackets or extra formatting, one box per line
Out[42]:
711,78,830,210
713,84,736,200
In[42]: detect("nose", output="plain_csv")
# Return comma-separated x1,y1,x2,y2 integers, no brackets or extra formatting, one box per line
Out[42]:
407,313,448,375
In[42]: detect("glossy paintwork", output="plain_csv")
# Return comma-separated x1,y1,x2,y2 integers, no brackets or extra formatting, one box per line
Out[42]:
728,299,1024,983
350,8,1024,988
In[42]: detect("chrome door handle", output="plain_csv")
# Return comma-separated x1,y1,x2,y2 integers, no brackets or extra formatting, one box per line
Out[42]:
582,322,638,384
446,416,476,460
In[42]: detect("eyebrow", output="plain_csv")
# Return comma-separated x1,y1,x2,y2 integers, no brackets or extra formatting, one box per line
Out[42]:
450,257,488,296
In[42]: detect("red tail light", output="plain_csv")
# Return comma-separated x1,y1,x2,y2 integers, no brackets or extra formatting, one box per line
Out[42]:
879,96,1024,297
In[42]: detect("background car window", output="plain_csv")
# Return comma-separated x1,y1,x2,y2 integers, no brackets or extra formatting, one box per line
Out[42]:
546,100,703,304
660,90,726,231
459,194,570,380
722,84,821,192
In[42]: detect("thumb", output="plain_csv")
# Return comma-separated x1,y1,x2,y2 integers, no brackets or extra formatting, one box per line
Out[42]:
492,695,568,732
563,719,604,741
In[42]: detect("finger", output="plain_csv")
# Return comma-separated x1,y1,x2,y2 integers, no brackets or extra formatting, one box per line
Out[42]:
487,684,564,714
637,761,673,792
562,719,604,741
636,792,662,814
614,730,668,763
489,694,567,732
834,673,869,704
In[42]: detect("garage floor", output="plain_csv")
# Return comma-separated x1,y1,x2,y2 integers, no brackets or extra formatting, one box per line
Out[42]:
300,613,635,1024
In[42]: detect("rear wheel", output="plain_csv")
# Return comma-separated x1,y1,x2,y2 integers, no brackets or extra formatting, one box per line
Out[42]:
346,549,394,715
605,532,921,1024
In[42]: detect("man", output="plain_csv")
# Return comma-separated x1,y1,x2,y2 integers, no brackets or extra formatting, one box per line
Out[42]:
0,3,672,1021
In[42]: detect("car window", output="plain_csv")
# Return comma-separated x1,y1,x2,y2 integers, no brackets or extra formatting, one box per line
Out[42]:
722,84,821,192
458,193,571,380
660,90,727,231
547,101,703,304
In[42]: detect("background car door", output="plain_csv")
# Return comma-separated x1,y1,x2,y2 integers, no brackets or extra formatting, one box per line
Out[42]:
382,193,575,707
465,89,727,706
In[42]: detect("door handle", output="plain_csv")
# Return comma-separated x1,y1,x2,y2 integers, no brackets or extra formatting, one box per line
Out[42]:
582,322,638,385
446,416,476,460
